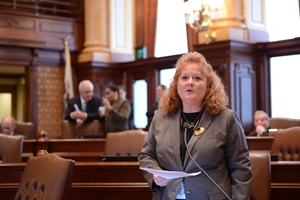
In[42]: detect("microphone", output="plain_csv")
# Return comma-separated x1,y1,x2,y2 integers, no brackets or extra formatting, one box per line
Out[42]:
183,122,232,200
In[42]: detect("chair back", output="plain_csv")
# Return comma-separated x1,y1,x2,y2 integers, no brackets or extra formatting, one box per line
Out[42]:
270,126,300,161
104,129,147,155
269,117,300,129
0,133,23,163
62,120,105,138
15,151,75,200
250,152,271,200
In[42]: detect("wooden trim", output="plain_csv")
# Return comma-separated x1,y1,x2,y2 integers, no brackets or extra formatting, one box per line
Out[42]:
0,84,17,118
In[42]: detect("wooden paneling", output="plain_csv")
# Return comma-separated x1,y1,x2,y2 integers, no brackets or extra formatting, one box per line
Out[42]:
193,40,256,134
246,137,274,151
37,66,64,138
271,161,300,200
0,12,82,51
23,139,106,153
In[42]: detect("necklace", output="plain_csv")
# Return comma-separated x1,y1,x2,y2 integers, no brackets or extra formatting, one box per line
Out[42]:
181,111,202,129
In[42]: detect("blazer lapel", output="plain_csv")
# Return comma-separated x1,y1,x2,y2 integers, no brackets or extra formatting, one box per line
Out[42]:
183,109,214,168
168,109,183,168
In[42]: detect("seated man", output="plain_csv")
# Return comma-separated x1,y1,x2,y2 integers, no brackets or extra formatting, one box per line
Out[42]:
64,80,101,123
249,110,273,136
1,116,27,139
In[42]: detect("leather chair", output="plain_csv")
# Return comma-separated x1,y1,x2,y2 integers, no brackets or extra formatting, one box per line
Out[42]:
104,129,147,155
0,133,23,163
250,152,271,200
62,119,105,138
14,121,34,139
269,117,300,129
15,150,75,200
0,121,33,139
270,126,300,161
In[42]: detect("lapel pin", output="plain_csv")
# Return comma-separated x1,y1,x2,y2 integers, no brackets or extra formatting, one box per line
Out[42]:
194,127,205,136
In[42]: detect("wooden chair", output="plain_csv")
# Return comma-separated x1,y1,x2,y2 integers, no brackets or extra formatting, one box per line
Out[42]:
104,129,147,156
15,150,75,200
62,120,105,138
0,133,23,163
250,152,271,200
270,126,300,161
269,117,300,129
14,121,34,139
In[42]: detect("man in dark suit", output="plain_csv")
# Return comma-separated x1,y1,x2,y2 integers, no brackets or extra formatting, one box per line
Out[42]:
64,80,101,123
249,110,273,136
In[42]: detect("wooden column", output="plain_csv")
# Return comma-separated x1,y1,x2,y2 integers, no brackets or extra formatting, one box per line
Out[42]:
78,0,110,63
26,52,38,138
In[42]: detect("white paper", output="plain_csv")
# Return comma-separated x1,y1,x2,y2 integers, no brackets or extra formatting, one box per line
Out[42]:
140,167,201,180
74,104,79,111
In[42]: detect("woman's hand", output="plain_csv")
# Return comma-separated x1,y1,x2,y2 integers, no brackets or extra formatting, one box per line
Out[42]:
153,174,169,186
102,97,112,111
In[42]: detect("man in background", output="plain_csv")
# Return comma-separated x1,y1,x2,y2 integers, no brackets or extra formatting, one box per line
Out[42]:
249,110,273,136
64,80,101,123
146,84,167,119
118,85,134,129
1,116,17,136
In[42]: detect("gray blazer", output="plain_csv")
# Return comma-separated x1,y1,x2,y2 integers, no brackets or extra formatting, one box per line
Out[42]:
140,107,252,200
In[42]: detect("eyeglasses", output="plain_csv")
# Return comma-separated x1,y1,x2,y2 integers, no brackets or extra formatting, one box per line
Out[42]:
2,126,12,130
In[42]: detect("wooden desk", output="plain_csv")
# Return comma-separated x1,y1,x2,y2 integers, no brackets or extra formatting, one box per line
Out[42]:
271,161,300,200
23,139,106,153
1,161,300,200
22,139,106,162
0,162,152,200
246,137,274,151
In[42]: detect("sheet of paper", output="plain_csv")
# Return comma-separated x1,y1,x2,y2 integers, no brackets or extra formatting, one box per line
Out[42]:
140,167,201,180
74,104,79,111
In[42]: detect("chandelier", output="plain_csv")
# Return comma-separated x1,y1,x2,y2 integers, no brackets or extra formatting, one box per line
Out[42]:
184,0,224,41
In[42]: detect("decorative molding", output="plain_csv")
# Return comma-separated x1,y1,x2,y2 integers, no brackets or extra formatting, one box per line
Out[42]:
0,38,46,48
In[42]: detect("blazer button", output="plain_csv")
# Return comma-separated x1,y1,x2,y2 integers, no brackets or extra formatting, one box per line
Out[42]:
186,190,191,195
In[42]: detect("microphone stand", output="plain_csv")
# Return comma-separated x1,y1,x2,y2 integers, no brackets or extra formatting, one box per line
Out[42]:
183,122,232,200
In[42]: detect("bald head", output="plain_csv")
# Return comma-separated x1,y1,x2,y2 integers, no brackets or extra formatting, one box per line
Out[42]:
1,116,16,135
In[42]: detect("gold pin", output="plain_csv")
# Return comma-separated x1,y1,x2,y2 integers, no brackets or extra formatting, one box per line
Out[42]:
194,127,205,136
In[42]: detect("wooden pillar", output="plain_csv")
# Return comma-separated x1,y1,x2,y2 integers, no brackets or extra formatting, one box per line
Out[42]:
26,51,38,138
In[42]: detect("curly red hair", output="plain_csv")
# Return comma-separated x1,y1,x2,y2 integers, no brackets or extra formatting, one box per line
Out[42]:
160,52,229,116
